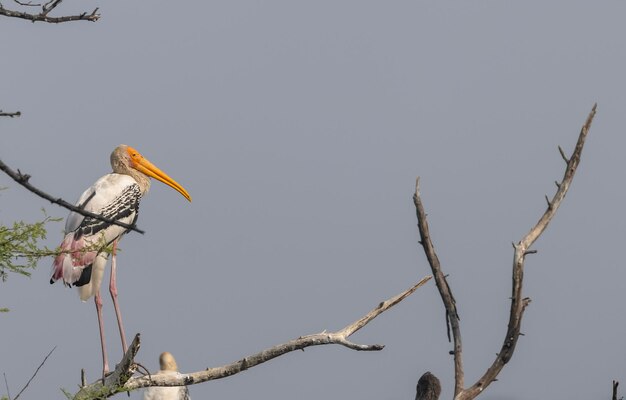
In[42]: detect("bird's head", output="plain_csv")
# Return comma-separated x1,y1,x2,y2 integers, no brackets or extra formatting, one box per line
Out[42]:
159,352,179,372
111,144,192,202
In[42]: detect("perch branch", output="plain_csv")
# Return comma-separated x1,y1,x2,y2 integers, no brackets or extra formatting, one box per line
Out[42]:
457,103,597,400
414,178,464,397
0,1,99,23
73,276,432,399
0,158,144,234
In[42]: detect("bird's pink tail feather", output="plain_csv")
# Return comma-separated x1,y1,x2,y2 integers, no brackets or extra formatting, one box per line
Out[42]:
51,235,99,285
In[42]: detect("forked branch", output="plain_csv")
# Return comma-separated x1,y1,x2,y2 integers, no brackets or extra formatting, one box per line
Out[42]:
73,276,432,399
413,104,597,400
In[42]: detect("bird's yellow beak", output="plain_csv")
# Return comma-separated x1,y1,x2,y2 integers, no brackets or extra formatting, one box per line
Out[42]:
126,146,192,202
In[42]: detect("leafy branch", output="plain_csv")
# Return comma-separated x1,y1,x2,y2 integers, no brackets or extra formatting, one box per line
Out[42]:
0,213,60,282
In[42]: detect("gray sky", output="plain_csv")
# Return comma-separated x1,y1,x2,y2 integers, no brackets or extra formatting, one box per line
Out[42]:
1,2,624,399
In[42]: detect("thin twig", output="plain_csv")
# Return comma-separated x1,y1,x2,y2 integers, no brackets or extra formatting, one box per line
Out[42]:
13,346,56,400
3,372,11,400
74,277,432,399
12,0,41,7
0,158,144,234
0,110,21,118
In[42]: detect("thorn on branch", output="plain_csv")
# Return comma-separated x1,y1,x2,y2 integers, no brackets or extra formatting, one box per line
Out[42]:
554,181,561,189
558,145,569,163
545,195,552,209
523,249,537,256
16,169,31,183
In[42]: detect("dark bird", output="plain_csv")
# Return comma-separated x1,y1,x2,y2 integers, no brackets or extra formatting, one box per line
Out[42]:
415,371,441,400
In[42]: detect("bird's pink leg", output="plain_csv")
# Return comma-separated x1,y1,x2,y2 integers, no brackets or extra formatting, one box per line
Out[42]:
94,291,109,379
109,240,128,354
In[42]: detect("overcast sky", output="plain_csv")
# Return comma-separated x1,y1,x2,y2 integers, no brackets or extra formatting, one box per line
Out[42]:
1,2,625,399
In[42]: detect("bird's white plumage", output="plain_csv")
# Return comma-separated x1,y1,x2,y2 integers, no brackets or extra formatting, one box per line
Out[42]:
142,370,190,400
65,173,139,235
51,173,142,299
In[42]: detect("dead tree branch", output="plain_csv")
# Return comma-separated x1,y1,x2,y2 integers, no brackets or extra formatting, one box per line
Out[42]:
413,104,597,400
0,110,21,118
413,178,463,396
13,0,41,7
0,1,99,23
0,159,144,234
73,276,432,399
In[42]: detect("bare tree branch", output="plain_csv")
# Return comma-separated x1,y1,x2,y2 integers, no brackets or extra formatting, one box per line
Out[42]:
414,104,597,400
73,276,432,399
13,346,56,400
0,1,99,23
3,373,11,400
413,178,464,397
613,381,620,400
0,159,145,234
0,110,21,118
13,0,41,7
460,104,596,400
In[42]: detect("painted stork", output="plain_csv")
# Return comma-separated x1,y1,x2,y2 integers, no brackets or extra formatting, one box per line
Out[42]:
50,144,191,377
143,352,190,400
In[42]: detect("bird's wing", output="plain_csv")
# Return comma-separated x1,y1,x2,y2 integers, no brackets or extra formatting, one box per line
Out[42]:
51,173,142,286
65,173,141,239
